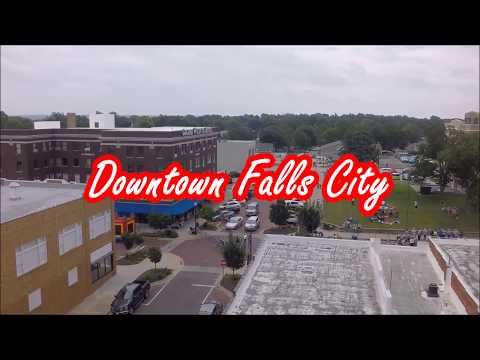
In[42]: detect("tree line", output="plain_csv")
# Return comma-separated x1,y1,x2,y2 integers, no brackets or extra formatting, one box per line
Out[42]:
2,111,437,152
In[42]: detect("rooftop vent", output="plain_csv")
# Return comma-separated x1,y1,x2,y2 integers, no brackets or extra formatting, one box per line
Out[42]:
9,182,21,200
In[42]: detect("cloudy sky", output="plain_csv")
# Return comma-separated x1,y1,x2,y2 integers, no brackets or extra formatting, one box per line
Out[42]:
1,46,478,118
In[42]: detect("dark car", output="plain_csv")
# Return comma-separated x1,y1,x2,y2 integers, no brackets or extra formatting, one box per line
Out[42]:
199,301,224,315
111,280,151,315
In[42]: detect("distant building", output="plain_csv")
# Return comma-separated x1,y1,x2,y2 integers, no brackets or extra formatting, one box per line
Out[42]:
89,113,115,129
255,142,274,154
445,113,480,136
217,139,256,173
33,121,61,130
0,179,115,314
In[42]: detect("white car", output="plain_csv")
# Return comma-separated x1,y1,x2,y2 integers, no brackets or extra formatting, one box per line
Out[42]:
285,200,304,209
225,216,243,230
219,200,241,212
244,216,260,231
245,202,259,216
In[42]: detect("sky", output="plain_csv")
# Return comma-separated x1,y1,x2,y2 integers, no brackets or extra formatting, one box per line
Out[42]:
1,45,478,118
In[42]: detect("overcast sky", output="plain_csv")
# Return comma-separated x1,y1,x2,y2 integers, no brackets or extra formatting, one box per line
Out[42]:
1,46,478,118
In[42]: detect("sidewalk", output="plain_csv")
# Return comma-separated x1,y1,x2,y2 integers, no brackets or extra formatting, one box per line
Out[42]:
69,252,183,314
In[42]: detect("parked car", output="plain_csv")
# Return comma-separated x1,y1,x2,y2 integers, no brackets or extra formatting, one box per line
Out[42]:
245,202,259,216
285,200,304,209
286,215,298,225
220,200,241,212
220,210,235,220
199,301,224,315
225,216,243,230
245,216,260,231
312,227,324,237
111,280,151,315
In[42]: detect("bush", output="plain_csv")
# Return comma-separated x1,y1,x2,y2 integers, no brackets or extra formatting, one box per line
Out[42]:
136,268,172,283
148,213,172,229
269,200,289,226
159,229,178,238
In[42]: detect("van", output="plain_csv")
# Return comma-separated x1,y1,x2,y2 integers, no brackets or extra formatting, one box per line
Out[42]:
245,202,259,216
245,216,260,231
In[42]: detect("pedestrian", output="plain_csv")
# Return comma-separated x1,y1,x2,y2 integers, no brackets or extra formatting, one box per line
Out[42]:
414,200,418,209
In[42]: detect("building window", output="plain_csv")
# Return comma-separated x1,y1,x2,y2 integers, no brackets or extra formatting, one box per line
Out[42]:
126,146,135,157
202,157,205,168
137,146,144,157
85,159,91,168
189,143,193,153
91,254,113,283
49,141,53,151
49,158,54,167
207,154,211,164
195,158,200,168
33,143,38,153
89,210,111,240
67,267,79,287
74,174,80,183
189,159,193,171
73,158,79,167
174,145,179,158
62,142,67,151
16,160,23,172
16,237,48,277
16,144,22,155
84,143,91,153
33,159,39,169
58,223,83,256
42,142,47,151
44,159,48,168
28,289,42,312
56,158,62,167
62,158,68,166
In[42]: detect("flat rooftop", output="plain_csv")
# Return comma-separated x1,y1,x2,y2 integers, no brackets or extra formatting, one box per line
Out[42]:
228,236,381,315
1,179,85,224
433,238,480,300
103,126,214,132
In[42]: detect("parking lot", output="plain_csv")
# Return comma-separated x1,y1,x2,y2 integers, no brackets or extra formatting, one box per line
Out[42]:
136,270,221,315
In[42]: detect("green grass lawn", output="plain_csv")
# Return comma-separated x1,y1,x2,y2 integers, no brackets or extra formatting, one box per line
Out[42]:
324,181,479,232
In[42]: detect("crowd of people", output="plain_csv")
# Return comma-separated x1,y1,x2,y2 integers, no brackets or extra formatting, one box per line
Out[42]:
383,228,464,246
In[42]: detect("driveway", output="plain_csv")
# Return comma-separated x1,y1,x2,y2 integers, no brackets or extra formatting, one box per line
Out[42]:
136,270,221,314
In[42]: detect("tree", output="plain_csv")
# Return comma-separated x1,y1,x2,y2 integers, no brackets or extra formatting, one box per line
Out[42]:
148,213,172,229
269,200,290,226
293,128,310,149
147,247,162,269
437,149,451,192
342,130,378,162
422,119,447,159
412,158,436,180
122,233,135,254
199,205,215,223
298,206,321,233
222,237,246,278
260,127,289,150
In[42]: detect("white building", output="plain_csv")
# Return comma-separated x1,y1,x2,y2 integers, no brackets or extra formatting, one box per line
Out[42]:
88,113,115,129
33,121,61,129
217,140,256,173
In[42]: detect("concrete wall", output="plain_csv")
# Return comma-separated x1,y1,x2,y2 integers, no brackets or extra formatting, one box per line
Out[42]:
217,140,256,173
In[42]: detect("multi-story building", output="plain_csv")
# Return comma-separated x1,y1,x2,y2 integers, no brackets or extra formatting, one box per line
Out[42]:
0,179,115,314
0,126,220,183
217,139,256,173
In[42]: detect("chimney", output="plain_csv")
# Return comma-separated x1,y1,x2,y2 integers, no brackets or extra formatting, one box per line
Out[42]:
66,113,77,128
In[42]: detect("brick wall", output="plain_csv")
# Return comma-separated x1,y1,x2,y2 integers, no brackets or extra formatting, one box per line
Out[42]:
451,272,480,315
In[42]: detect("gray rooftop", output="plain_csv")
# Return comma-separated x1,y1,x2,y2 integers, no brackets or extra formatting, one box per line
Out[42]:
434,238,480,300
228,236,381,315
1,179,85,224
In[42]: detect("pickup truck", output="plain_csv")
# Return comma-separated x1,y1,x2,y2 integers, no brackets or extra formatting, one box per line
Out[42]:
111,280,151,315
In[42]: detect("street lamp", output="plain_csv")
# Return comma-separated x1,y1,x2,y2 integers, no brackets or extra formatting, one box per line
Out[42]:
193,201,198,234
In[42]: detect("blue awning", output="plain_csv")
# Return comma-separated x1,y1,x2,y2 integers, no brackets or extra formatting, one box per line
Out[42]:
115,199,202,216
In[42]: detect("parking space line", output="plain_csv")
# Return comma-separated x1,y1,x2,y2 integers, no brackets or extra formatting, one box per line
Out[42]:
192,284,215,288
201,285,217,304
143,282,170,306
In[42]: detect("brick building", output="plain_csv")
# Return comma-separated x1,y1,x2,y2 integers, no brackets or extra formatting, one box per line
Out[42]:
0,126,220,183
